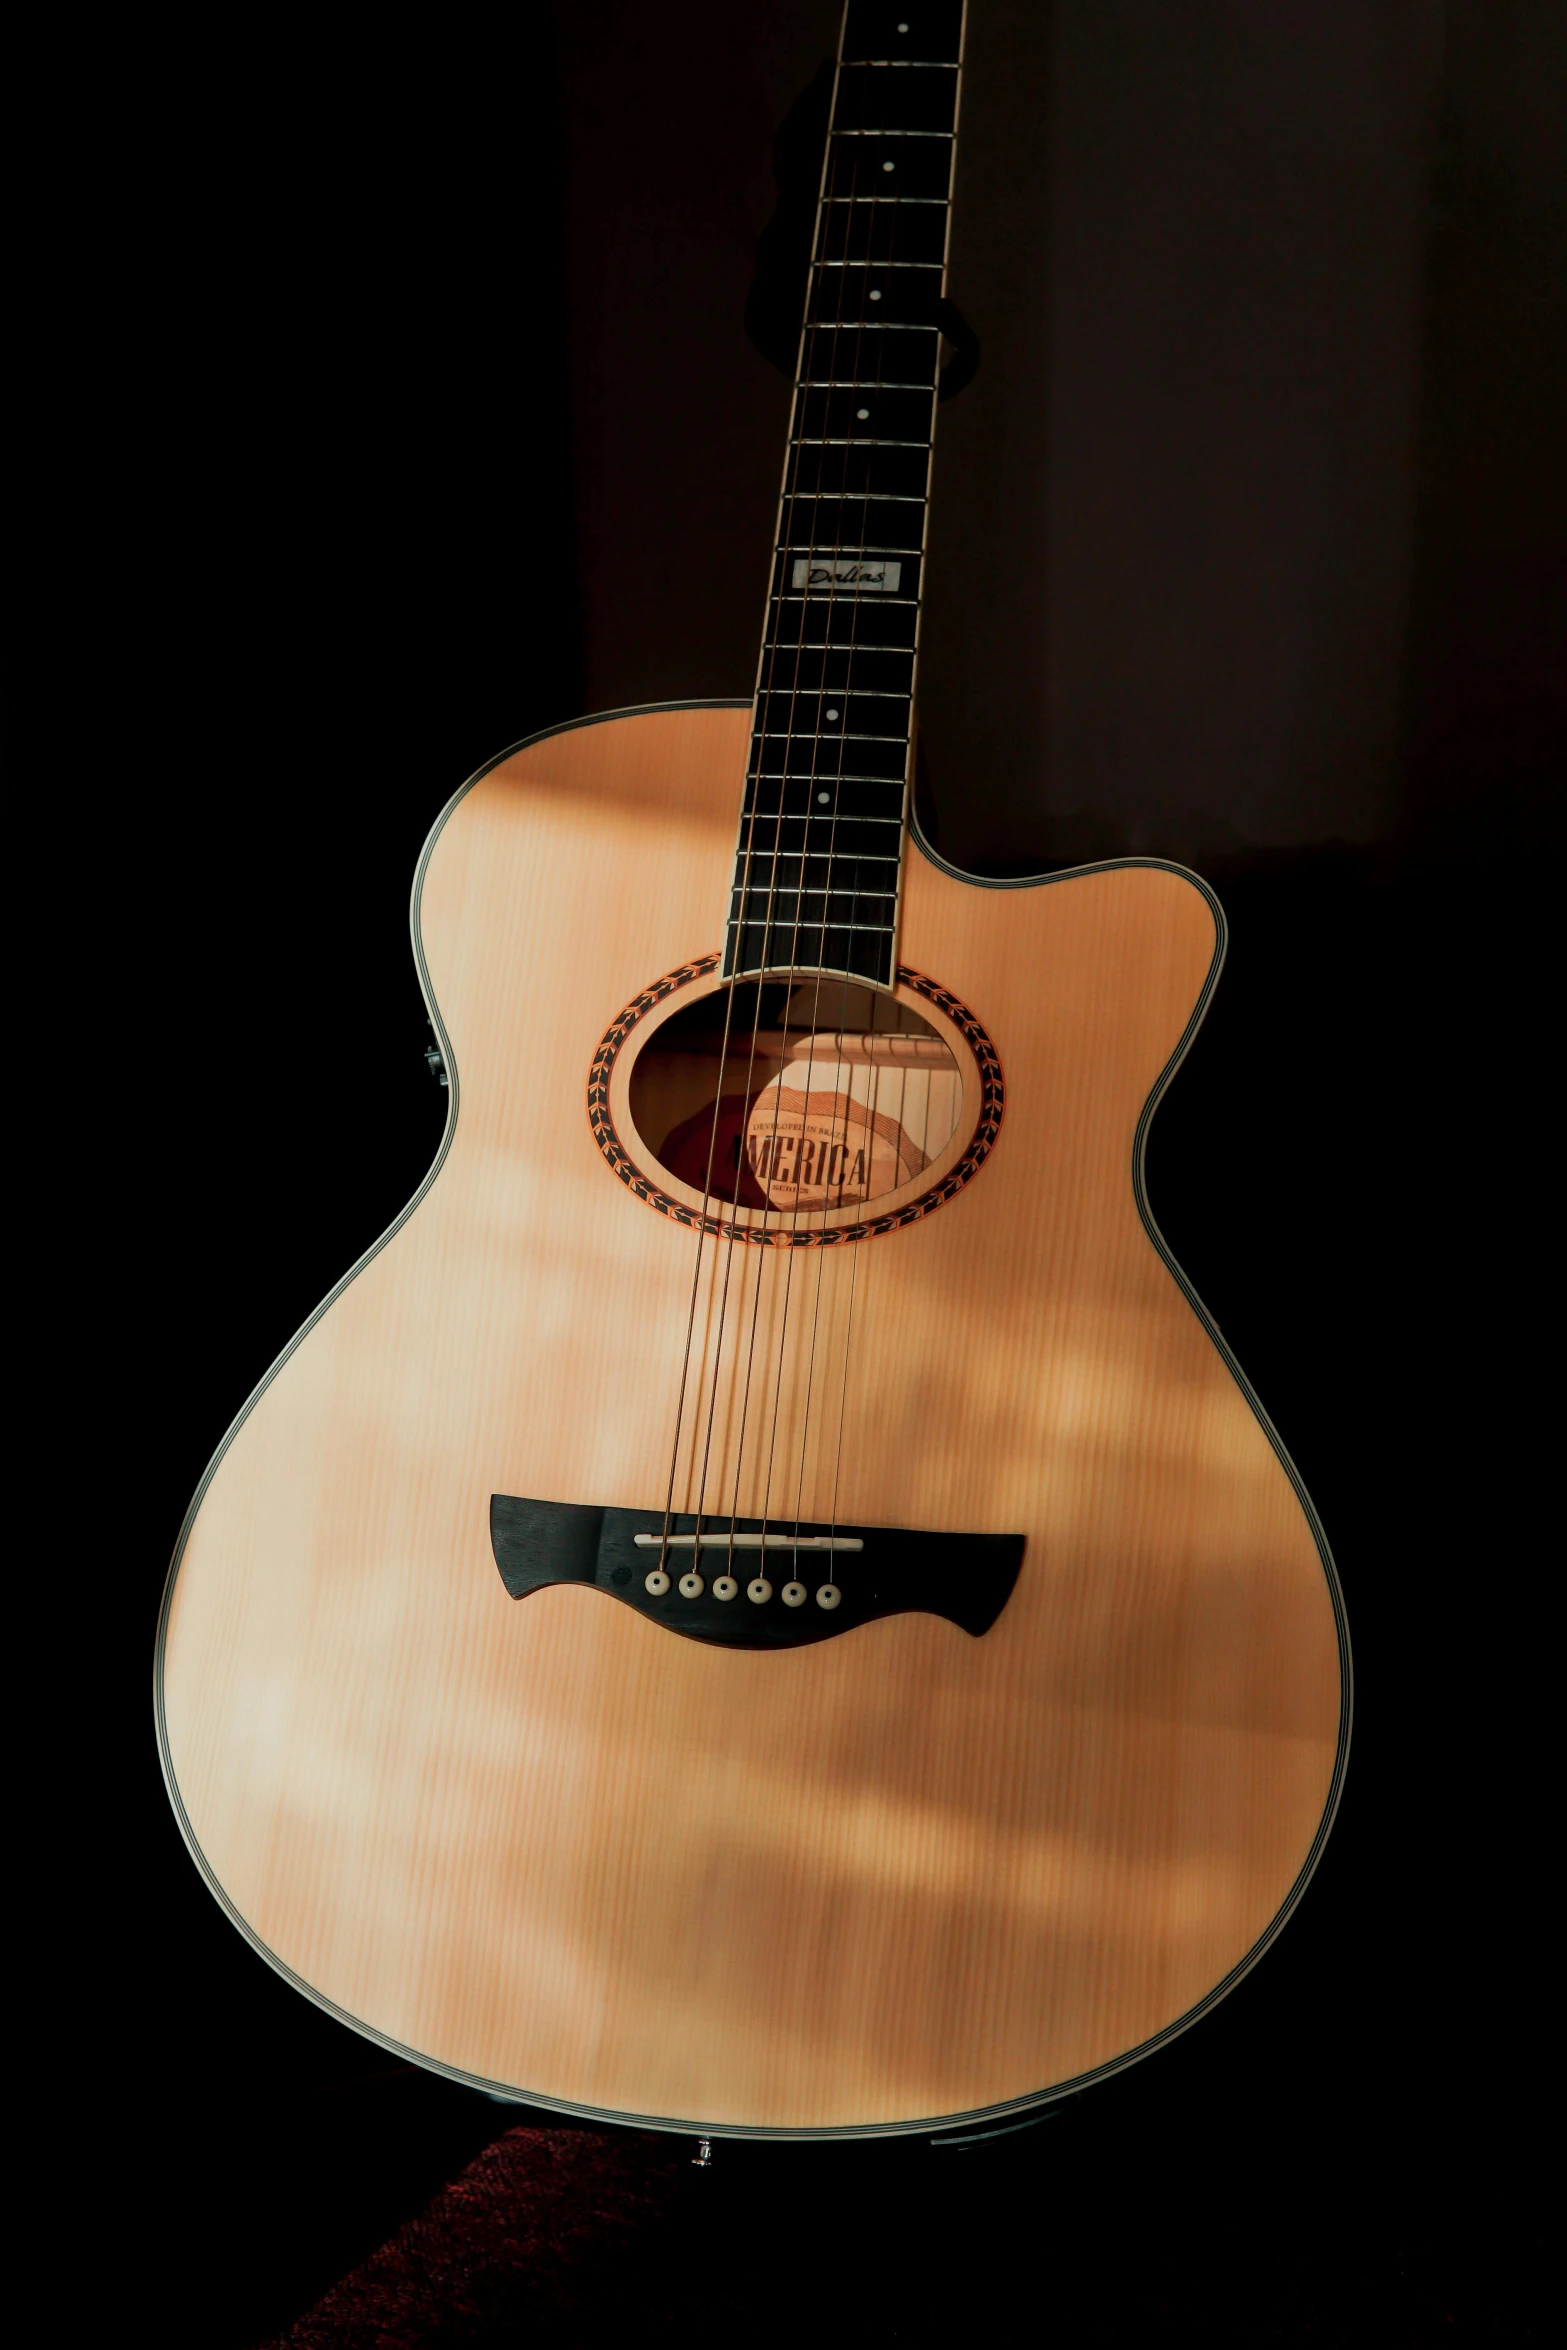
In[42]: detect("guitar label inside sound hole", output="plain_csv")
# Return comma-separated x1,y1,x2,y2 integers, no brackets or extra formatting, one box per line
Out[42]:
628,979,965,1213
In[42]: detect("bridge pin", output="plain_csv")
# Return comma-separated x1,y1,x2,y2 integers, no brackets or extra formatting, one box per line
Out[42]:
747,1577,773,1604
781,1581,808,1608
815,1584,841,1610
678,1571,705,1599
712,1574,739,1601
643,1569,671,1596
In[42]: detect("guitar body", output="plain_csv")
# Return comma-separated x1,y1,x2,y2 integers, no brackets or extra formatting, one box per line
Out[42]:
158,701,1348,2137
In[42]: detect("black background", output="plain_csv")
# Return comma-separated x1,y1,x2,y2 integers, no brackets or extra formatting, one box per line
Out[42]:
38,1,1560,2340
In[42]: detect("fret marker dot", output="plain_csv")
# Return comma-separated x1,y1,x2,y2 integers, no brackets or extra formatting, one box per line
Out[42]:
869,289,881,301
817,792,830,804
856,407,870,419
898,21,910,30
826,708,840,720
882,161,895,173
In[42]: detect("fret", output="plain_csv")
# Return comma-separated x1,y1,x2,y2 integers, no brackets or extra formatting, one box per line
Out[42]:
731,925,899,951
732,923,898,952
798,332,942,386
786,442,929,497
751,722,913,745
728,2,965,987
781,481,929,510
734,840,902,873
737,814,904,856
732,923,899,950
734,861,901,894
731,890,898,927
757,652,914,696
777,543,923,560
747,794,908,828
731,921,897,950
733,904,900,944
751,744,910,786
797,379,938,392
760,642,915,664
808,278,944,331
818,203,948,267
733,870,900,905
754,728,912,758
733,893,898,920
734,825,904,873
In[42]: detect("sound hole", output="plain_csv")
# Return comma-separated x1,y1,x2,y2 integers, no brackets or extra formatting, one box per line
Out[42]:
627,979,966,1212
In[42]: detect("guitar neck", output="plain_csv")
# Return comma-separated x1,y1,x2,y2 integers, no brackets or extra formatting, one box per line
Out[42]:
725,0,967,988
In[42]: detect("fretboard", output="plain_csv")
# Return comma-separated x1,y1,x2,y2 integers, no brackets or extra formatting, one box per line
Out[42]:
726,0,966,987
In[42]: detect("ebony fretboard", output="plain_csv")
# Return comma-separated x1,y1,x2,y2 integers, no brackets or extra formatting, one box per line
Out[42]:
726,0,966,986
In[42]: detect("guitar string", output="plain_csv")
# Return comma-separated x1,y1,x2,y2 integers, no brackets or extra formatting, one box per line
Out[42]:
676,6,857,1579
742,84,900,1582
743,64,962,1563
734,25,967,1596
786,137,912,1565
663,15,955,1591
697,46,871,1578
732,61,941,1590
821,18,968,1580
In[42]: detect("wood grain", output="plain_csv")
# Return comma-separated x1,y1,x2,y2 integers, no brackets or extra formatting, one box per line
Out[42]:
158,704,1347,2134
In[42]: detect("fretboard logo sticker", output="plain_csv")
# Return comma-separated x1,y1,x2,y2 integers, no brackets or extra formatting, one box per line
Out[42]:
587,957,1004,1248
790,558,902,594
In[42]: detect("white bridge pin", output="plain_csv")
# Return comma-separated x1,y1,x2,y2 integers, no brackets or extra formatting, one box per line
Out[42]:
816,1584,842,1610
781,1581,808,1608
678,1571,705,1599
712,1574,738,1601
644,1569,670,1596
747,1577,773,1604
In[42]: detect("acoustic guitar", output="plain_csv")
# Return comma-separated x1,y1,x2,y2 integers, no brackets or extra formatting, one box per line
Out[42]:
157,0,1349,2141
